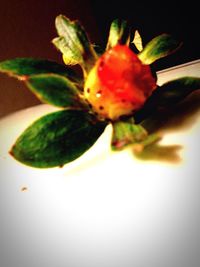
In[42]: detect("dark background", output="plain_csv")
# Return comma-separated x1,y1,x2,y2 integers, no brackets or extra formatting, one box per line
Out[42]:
90,0,199,70
0,0,199,117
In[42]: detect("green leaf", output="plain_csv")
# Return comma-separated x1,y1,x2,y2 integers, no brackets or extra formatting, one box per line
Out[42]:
10,110,107,168
138,34,182,64
111,118,160,151
53,15,98,74
26,74,85,108
0,58,81,83
134,77,200,123
106,19,130,50
111,118,148,150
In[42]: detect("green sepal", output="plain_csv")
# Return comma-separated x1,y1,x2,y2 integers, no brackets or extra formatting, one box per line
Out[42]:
52,15,98,75
111,118,159,150
134,77,200,123
52,37,78,65
0,58,81,83
111,120,147,150
10,110,107,168
138,34,182,64
106,19,130,50
26,73,86,108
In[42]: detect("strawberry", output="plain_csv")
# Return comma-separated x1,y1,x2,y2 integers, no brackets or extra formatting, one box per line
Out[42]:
84,45,157,120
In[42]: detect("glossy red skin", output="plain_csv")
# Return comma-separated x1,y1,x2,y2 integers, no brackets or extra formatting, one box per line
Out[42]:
84,45,157,120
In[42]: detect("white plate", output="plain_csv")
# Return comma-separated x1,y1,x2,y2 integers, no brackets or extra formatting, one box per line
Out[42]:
0,61,200,267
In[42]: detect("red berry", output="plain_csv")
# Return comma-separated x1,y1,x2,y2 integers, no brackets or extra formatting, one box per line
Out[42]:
84,45,156,120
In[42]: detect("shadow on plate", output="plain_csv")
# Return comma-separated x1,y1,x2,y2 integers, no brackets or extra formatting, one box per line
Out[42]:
134,91,200,163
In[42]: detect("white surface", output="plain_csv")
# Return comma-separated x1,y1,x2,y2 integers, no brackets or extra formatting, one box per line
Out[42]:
0,61,200,267
157,59,200,85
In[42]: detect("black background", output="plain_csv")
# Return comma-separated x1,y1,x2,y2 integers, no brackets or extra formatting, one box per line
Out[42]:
90,0,199,70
